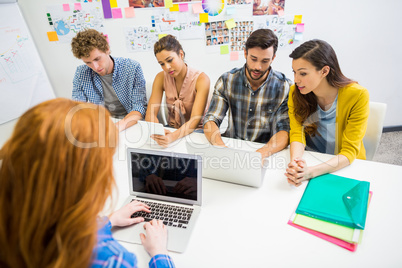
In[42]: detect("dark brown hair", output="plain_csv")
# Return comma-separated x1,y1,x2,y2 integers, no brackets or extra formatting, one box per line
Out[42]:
245,29,278,55
289,39,357,136
154,34,185,58
71,29,109,59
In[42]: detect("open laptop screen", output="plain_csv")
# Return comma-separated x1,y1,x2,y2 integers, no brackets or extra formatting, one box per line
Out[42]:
130,152,198,201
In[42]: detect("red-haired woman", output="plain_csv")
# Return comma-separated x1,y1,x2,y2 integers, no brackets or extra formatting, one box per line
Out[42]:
0,98,175,267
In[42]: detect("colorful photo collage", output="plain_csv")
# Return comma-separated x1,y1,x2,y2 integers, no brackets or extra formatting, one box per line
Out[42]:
226,0,252,5
128,0,198,8
230,20,253,51
205,21,230,46
253,0,285,16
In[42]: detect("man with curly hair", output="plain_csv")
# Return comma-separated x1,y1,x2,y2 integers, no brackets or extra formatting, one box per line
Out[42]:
71,29,147,131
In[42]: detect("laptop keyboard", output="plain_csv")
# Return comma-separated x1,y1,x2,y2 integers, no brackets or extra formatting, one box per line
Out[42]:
130,199,193,229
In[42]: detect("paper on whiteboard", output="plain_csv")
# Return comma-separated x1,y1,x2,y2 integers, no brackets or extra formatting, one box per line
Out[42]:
0,4,54,124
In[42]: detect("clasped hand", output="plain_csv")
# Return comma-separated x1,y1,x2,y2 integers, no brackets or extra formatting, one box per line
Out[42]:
285,158,311,187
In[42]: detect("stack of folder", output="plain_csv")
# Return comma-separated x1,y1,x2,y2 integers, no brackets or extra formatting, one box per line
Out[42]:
288,173,372,252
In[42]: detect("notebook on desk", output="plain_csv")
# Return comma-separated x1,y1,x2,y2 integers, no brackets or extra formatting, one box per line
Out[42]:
185,142,266,188
112,148,202,253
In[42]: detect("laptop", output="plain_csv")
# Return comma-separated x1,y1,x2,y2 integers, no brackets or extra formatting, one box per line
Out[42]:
112,148,202,253
186,142,266,188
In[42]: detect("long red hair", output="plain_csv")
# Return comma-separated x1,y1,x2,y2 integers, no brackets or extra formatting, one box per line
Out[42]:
0,98,117,267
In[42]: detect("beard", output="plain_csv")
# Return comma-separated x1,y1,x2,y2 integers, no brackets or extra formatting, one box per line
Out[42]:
245,63,270,81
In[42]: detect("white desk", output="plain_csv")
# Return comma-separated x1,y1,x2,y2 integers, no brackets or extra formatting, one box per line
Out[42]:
112,124,402,268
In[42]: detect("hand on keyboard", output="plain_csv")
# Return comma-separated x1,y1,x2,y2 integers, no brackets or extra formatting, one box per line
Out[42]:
109,200,151,227
140,219,169,257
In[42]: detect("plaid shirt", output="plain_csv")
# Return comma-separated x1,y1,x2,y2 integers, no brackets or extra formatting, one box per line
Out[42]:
72,56,147,117
92,218,175,268
204,65,291,143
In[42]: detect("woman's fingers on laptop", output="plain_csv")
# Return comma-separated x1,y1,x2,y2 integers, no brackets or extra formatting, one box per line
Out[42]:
140,219,168,257
109,201,151,227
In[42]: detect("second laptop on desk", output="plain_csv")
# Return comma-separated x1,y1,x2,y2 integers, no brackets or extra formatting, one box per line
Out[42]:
186,142,266,187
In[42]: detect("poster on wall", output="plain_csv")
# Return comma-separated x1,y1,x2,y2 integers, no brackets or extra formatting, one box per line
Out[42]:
176,12,204,40
254,15,298,49
152,9,203,40
46,2,104,43
205,20,229,46
229,20,253,51
253,0,285,16
124,26,159,52
226,0,251,5
128,0,165,8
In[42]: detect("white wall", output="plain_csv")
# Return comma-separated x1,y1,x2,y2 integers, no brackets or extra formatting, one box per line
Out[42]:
1,0,401,146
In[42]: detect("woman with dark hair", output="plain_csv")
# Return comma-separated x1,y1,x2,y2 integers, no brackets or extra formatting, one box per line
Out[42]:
285,40,369,186
0,98,175,267
146,35,210,147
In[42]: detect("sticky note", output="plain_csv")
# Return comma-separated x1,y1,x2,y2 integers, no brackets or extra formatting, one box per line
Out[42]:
112,8,122,18
159,34,168,39
101,0,112,19
294,15,302,24
165,0,173,8
74,3,82,10
125,7,135,18
110,0,118,8
294,32,303,41
226,6,236,15
47,31,59,42
225,19,236,29
179,3,188,12
199,13,208,23
245,0,252,3
230,51,239,61
220,45,229,54
296,23,304,32
169,4,179,11
104,34,110,43
192,3,204,14
63,4,70,11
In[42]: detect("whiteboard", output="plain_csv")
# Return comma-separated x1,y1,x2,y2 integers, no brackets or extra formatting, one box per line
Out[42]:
0,3,54,124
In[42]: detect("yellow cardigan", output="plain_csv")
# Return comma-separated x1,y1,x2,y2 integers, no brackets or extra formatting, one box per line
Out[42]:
288,83,369,163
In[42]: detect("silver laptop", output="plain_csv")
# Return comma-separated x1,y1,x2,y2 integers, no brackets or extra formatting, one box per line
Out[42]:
112,148,202,253
186,142,266,188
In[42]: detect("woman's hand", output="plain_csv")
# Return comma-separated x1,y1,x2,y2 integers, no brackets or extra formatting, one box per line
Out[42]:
151,129,174,147
109,201,150,227
285,158,311,187
140,219,169,257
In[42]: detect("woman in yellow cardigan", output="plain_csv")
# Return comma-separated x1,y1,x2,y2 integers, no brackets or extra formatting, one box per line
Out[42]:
285,40,369,187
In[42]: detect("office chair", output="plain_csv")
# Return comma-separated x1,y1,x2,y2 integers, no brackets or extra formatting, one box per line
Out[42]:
145,82,169,126
363,102,387,161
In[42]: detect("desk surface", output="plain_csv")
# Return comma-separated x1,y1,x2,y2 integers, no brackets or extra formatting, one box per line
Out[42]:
112,124,402,268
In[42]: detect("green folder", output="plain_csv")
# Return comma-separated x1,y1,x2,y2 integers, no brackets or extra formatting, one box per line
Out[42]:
292,213,363,243
295,174,370,229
